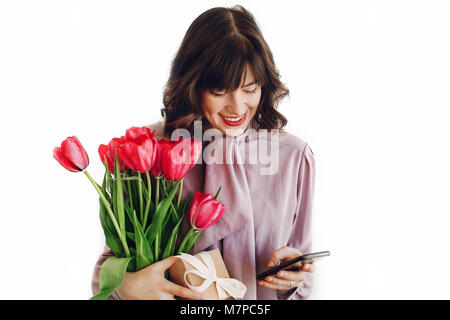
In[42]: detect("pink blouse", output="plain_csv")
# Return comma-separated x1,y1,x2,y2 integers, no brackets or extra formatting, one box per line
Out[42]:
92,120,315,300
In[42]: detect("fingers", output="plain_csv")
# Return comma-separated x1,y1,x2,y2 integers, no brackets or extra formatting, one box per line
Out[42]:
258,278,300,290
258,260,314,291
152,256,179,271
258,271,306,290
268,246,302,267
275,270,308,282
258,279,286,290
301,263,315,273
163,281,205,300
263,275,292,288
158,292,175,300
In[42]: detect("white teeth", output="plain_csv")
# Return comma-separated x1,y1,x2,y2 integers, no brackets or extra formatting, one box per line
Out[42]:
223,115,243,122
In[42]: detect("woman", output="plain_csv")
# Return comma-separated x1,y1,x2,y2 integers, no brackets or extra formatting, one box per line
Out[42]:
92,5,315,300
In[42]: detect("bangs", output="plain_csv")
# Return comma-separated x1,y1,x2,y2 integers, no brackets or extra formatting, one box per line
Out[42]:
197,36,268,92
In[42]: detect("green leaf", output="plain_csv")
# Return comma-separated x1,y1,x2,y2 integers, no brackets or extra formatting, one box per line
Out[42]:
143,200,155,230
126,231,135,243
214,185,223,200
162,215,184,260
132,209,154,269
101,172,106,197
176,191,193,238
99,198,124,257
127,248,137,271
160,178,169,197
123,196,135,233
100,172,113,215
112,175,118,222
129,177,139,216
144,179,182,246
114,152,126,240
90,256,132,300
159,178,179,224
101,174,112,204
129,176,152,229
99,173,124,257
137,172,144,221
180,191,193,217
161,213,174,249
183,230,202,254
104,158,113,197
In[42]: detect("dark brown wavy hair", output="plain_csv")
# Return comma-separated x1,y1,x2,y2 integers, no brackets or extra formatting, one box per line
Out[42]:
160,5,289,138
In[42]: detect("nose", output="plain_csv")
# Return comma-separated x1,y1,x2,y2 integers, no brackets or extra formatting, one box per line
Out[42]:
225,92,248,116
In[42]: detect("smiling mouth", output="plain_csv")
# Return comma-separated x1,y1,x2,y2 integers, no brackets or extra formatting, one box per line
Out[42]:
220,113,247,126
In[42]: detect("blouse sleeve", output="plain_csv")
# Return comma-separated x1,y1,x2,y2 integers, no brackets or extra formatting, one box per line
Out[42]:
91,246,121,300
277,143,316,300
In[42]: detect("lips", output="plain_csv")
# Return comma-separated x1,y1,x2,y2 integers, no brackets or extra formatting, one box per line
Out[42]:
220,113,247,126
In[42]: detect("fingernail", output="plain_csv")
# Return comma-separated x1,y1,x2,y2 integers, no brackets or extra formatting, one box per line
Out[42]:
278,272,284,277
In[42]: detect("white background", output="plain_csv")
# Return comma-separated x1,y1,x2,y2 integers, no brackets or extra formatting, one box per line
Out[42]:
1,0,449,299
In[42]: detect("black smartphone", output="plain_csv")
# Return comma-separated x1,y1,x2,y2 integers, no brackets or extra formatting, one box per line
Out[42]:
256,251,330,280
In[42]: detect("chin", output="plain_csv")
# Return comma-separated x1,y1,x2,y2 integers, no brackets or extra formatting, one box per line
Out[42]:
221,125,248,137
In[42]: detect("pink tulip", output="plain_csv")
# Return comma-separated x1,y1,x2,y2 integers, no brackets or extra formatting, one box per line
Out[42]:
53,136,89,172
189,192,226,231
123,127,158,173
159,137,202,180
150,139,169,177
98,136,132,172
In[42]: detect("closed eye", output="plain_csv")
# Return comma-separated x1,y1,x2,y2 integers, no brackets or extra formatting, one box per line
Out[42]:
209,90,225,97
209,87,258,96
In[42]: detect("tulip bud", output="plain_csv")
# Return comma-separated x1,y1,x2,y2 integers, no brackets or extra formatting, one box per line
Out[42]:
53,136,89,172
189,192,226,231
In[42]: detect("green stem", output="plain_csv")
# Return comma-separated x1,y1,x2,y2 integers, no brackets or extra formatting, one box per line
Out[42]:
127,179,134,214
84,170,130,257
170,201,179,222
161,178,180,222
142,171,152,229
155,176,160,208
184,229,202,254
138,172,144,222
155,232,160,261
159,178,178,222
177,227,195,255
146,171,152,200
177,178,184,209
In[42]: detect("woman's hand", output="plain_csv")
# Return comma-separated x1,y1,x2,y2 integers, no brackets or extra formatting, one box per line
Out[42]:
258,246,315,290
116,256,205,300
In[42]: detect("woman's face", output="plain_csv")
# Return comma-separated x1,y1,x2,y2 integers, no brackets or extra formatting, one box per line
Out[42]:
200,66,262,136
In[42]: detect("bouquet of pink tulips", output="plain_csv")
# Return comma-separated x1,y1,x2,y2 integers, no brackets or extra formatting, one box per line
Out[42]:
53,126,226,300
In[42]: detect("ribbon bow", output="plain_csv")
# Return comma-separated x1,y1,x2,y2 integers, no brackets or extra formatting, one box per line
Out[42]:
177,252,247,300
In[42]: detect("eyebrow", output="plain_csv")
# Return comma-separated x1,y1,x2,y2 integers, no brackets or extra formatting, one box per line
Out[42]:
242,81,257,88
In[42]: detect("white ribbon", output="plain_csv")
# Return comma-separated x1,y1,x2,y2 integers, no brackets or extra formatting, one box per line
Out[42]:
176,252,247,300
